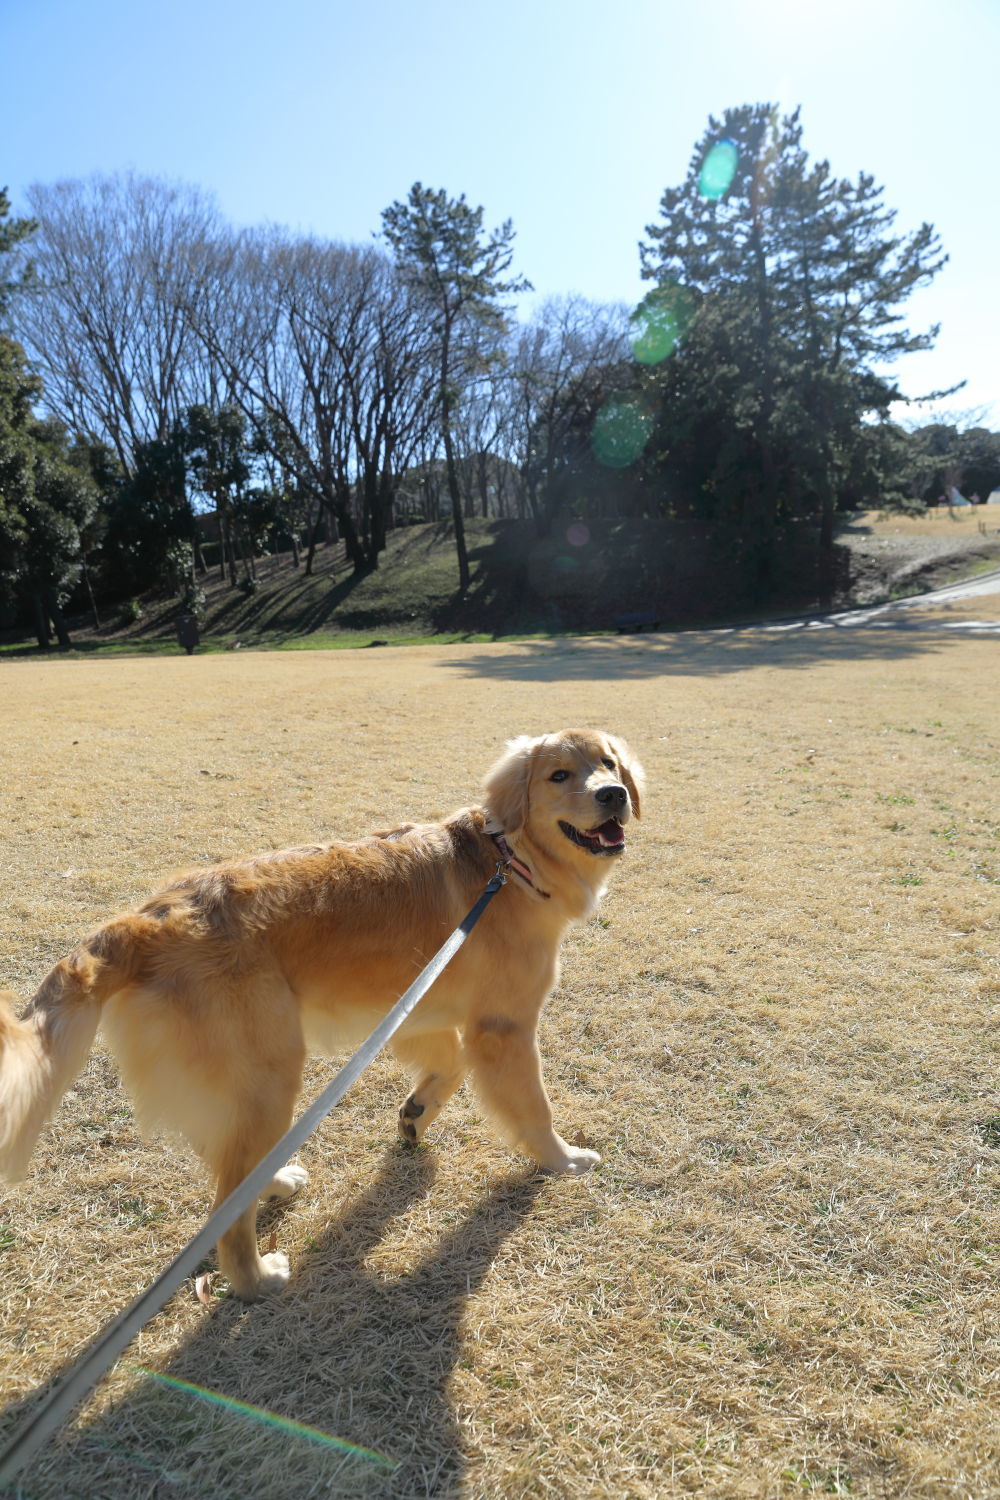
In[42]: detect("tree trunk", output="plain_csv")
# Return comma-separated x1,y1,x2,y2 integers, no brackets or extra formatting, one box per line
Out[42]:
304,497,325,576
817,471,837,609
45,587,72,649
234,524,251,581
443,431,471,592
241,521,257,582
370,475,389,563
217,512,238,586
330,484,370,574
226,520,238,587
31,593,51,651
439,323,471,593
360,471,374,557
81,557,102,629
478,451,490,518
749,194,779,602
523,470,544,536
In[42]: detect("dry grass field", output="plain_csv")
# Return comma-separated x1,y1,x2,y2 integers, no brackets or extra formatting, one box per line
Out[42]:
859,507,1000,539
1,595,998,1498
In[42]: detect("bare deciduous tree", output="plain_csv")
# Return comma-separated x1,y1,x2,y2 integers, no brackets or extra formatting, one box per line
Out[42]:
190,231,440,574
298,245,438,561
188,228,361,571
507,296,631,534
17,173,222,475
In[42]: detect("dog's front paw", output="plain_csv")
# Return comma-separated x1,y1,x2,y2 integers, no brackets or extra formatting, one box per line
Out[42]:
536,1137,602,1175
551,1146,601,1176
263,1164,309,1200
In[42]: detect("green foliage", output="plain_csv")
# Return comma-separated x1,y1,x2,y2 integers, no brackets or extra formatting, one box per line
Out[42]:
863,420,1000,513
634,103,949,592
100,429,194,595
181,580,207,619
382,183,530,590
0,336,38,589
641,105,944,377
184,403,250,511
0,188,37,316
0,186,110,647
954,427,1000,500
895,422,1000,506
22,418,99,593
0,336,100,646
381,183,530,339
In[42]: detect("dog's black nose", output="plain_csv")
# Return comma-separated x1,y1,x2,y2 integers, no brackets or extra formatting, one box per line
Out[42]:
595,783,628,810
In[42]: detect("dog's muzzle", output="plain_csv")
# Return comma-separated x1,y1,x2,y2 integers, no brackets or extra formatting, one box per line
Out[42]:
559,783,630,857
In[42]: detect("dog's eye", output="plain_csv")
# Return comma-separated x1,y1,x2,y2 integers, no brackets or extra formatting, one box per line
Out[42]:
601,757,615,771
550,769,570,783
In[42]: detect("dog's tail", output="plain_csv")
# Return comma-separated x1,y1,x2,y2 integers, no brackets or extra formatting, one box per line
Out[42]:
0,919,144,1182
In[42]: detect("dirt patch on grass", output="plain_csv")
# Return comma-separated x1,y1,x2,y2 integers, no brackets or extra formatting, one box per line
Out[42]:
1,615,998,1497
837,508,1000,606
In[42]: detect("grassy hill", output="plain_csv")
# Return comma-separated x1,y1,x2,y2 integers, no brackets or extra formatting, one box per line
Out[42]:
3,518,711,656
3,510,999,656
138,517,710,646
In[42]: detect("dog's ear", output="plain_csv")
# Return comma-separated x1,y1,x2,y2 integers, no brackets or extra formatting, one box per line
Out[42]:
483,735,539,834
607,735,645,820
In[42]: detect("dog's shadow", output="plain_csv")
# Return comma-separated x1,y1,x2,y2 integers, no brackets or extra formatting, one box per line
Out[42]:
6,1150,545,1498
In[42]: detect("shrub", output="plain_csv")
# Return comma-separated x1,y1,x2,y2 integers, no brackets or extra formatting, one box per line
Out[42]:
179,581,206,620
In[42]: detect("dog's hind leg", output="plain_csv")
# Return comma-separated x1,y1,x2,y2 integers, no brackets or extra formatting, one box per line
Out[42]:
104,971,308,1297
210,1115,299,1299
206,1044,306,1300
393,1029,467,1144
170,975,306,1301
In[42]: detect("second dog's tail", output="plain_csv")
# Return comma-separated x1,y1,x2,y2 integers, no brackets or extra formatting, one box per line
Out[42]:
0,920,143,1181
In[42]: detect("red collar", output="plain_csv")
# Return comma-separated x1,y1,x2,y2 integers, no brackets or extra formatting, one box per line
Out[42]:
490,831,551,899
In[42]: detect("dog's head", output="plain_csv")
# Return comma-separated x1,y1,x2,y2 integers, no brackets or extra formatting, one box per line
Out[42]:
484,730,644,860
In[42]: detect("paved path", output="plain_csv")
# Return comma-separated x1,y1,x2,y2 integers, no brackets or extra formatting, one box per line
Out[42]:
715,569,1000,637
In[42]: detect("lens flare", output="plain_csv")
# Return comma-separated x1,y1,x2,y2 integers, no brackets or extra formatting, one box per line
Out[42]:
629,284,695,365
134,1368,395,1470
591,398,652,469
566,522,590,547
699,139,739,200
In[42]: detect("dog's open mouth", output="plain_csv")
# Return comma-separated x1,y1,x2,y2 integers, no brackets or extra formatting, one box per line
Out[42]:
559,818,626,856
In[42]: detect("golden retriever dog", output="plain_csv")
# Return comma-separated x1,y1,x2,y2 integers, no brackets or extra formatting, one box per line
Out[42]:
0,729,642,1299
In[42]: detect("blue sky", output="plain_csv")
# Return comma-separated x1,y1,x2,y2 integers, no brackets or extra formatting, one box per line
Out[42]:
3,0,998,423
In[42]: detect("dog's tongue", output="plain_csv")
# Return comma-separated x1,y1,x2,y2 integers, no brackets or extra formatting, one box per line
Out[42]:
594,819,625,847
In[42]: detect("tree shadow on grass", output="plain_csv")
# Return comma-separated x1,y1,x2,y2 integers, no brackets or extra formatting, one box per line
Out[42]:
4,1150,545,1499
204,569,370,638
440,618,995,682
